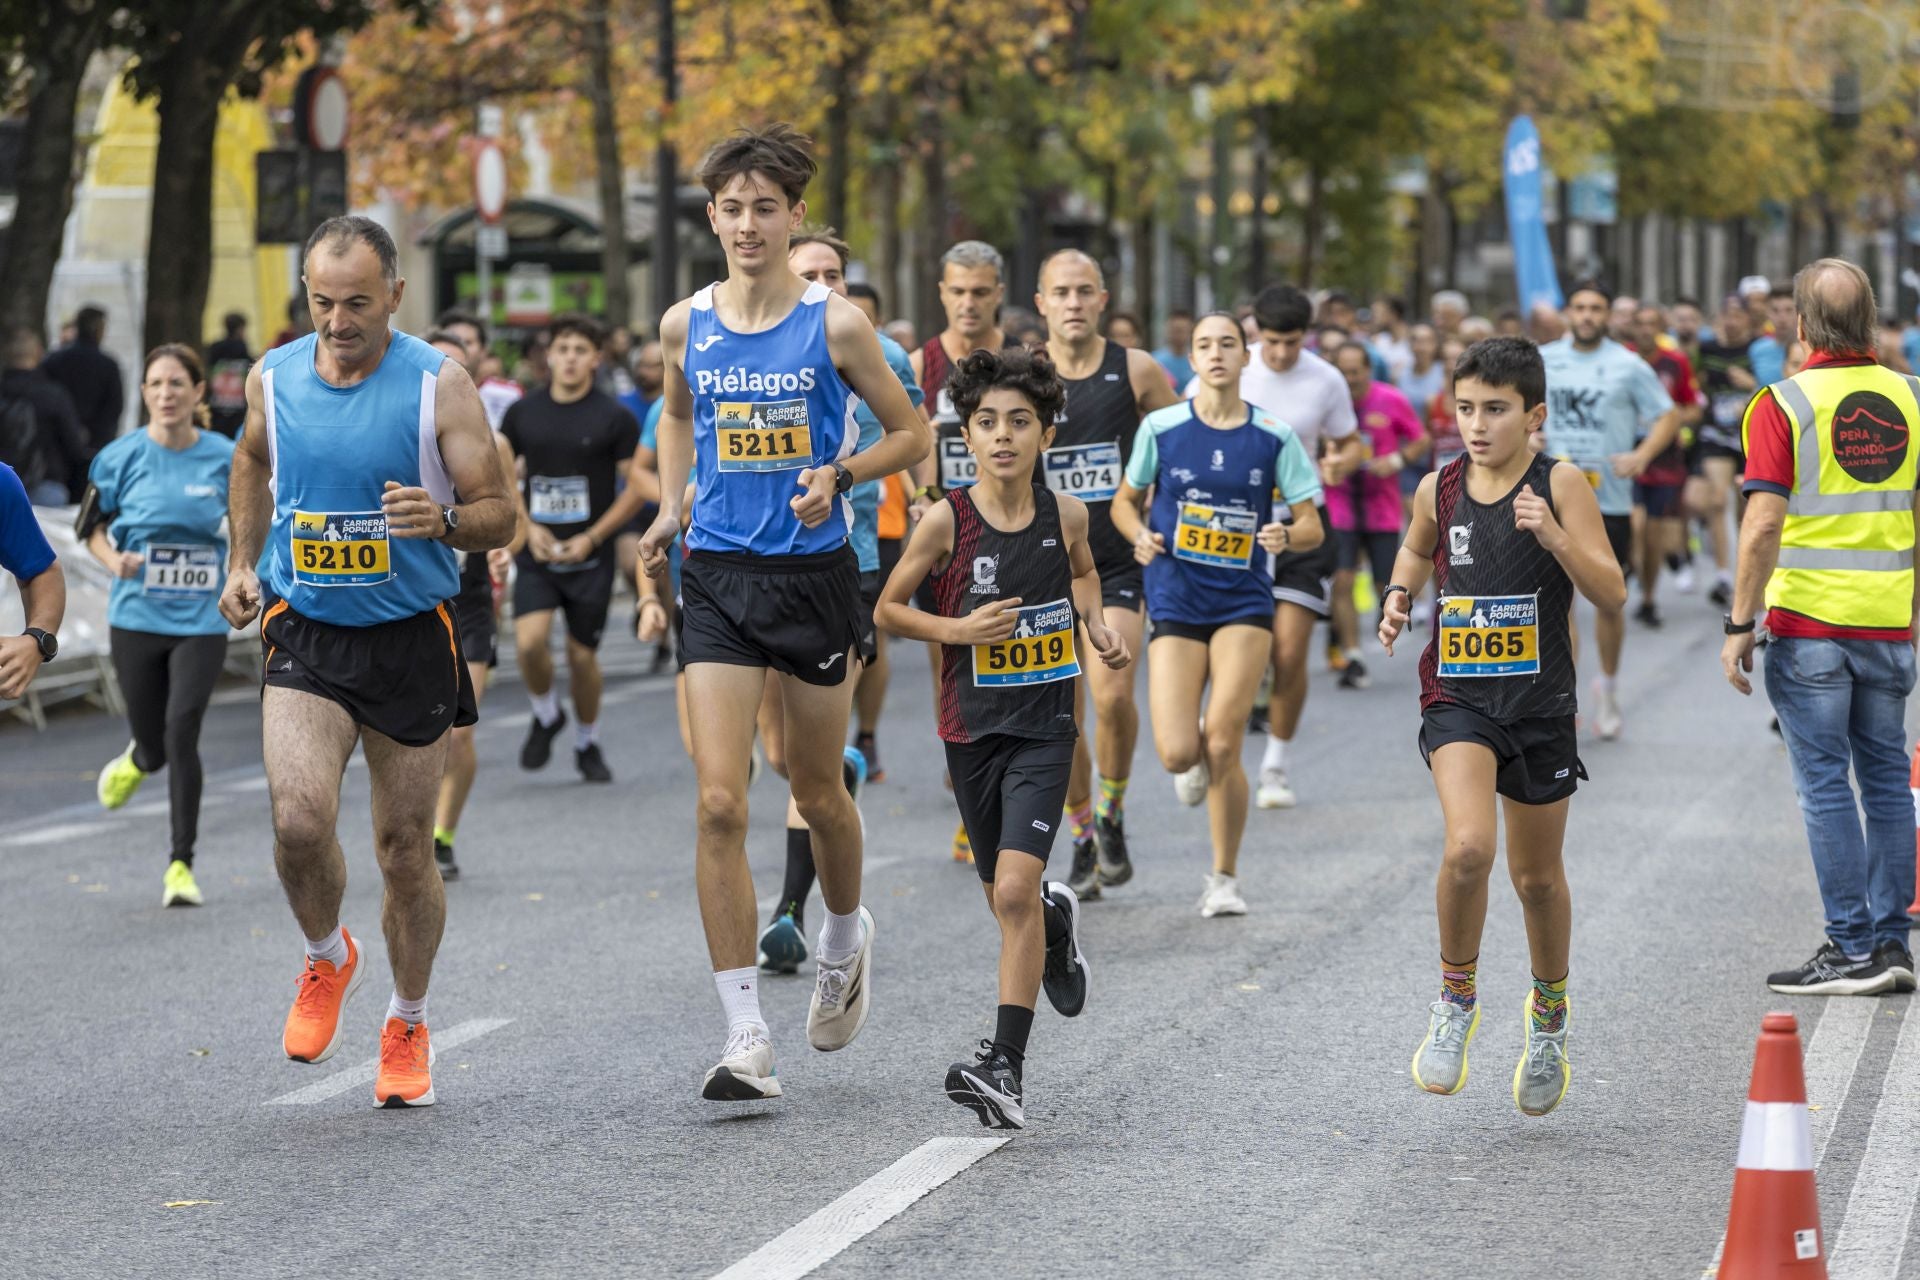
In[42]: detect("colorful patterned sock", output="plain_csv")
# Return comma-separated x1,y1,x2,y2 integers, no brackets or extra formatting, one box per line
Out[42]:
1095,776,1129,824
1530,974,1568,1034
1440,957,1477,1011
1068,802,1094,844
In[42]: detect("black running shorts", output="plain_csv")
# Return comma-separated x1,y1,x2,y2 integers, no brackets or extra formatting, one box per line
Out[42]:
1095,554,1144,613
1634,482,1685,520
450,560,498,668
1272,506,1336,616
945,733,1077,883
1418,701,1586,806
1603,514,1633,574
513,551,616,650
678,545,864,686
1150,615,1274,645
261,598,476,747
856,569,881,666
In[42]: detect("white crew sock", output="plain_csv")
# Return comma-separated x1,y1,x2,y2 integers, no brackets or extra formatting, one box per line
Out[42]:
1597,673,1617,695
1262,736,1288,773
575,720,599,750
714,967,765,1034
305,926,348,969
530,689,561,725
818,906,864,964
387,990,427,1026
1344,647,1361,661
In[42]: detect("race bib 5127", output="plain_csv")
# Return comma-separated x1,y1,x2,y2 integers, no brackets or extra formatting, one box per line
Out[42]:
1438,593,1540,678
972,597,1080,687
1044,441,1121,502
1173,502,1257,569
716,400,812,472
291,510,392,587
143,544,220,598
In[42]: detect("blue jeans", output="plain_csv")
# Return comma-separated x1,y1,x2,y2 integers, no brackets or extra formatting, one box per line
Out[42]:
1765,636,1917,953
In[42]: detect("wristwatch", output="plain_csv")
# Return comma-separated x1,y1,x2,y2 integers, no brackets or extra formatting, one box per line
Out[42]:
24,627,57,661
1724,614,1756,636
439,505,459,539
831,462,855,495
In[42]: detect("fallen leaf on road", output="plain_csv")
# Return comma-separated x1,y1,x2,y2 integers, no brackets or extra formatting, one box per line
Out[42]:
526,893,544,902
163,1201,218,1209
1237,983,1260,992
190,1048,210,1057
83,883,108,892
496,963,509,971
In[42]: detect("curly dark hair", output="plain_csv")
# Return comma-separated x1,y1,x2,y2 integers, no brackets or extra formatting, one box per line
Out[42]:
947,346,1067,429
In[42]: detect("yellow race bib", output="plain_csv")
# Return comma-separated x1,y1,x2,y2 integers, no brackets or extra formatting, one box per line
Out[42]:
1173,503,1257,569
716,400,812,472
291,511,392,587
1437,594,1540,678
972,598,1080,687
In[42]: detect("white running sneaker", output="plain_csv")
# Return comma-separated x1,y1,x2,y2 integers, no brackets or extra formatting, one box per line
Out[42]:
1255,767,1296,809
702,1025,782,1101
1594,683,1623,741
1173,761,1209,807
1198,873,1248,918
1410,598,1433,629
808,906,875,1052
1671,563,1696,594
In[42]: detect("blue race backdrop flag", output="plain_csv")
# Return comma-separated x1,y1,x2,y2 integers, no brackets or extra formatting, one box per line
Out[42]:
1503,116,1563,313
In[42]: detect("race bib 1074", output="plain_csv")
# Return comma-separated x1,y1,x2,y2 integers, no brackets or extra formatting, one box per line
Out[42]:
1044,441,1121,502
939,436,978,489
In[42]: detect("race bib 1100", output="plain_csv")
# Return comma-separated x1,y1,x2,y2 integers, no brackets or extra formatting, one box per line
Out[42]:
143,544,219,598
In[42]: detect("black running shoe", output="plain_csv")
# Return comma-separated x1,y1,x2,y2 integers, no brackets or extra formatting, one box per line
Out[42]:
1766,941,1896,995
855,732,885,784
1246,703,1269,735
945,1041,1024,1130
1066,837,1101,900
1094,811,1132,886
434,838,460,882
1708,581,1732,608
1338,657,1369,690
1040,881,1089,1017
576,742,613,783
520,709,568,771
1875,941,1916,993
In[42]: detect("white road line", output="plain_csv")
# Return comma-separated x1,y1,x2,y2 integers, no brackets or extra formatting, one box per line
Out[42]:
711,1136,1008,1280
1829,1001,1920,1279
1701,998,1877,1279
1,820,115,848
262,1017,513,1106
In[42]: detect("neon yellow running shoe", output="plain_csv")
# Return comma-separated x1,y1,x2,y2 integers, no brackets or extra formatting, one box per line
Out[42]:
162,860,203,907
1513,991,1571,1117
97,742,147,809
951,821,973,865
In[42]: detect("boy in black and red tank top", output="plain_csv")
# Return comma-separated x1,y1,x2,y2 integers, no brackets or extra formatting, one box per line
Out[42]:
1377,337,1626,1119
877,346,1130,1130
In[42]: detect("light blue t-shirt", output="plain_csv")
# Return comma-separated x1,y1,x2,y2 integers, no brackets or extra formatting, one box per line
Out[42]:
1152,348,1194,390
1541,336,1675,517
88,428,235,635
847,333,923,574
1902,327,1920,376
1749,334,1785,388
642,396,663,451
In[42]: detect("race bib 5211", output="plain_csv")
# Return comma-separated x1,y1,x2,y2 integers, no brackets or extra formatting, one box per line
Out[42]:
972,597,1080,687
143,544,219,598
939,436,978,489
716,400,812,472
1173,502,1257,569
1438,593,1540,678
1043,441,1121,502
290,511,392,587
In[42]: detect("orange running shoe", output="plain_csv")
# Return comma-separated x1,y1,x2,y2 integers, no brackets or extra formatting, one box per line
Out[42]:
951,820,973,864
374,1018,435,1108
282,928,365,1064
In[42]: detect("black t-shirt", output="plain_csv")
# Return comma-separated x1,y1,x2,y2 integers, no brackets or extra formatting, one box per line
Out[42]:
205,337,253,438
501,387,639,539
1695,339,1757,450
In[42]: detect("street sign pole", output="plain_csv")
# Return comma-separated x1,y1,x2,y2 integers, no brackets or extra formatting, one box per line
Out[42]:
475,105,506,334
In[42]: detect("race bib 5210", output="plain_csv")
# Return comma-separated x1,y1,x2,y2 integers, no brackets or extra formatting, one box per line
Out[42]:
938,436,978,489
143,544,219,598
1438,593,1540,678
972,597,1080,687
716,400,812,472
1044,441,1121,502
529,474,590,524
1173,502,1257,569
291,511,392,587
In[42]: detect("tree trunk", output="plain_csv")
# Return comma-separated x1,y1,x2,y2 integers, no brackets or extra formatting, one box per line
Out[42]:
822,0,853,233
1248,113,1269,295
1301,157,1325,287
144,59,228,353
585,1,631,330
1132,208,1155,335
917,101,947,341
651,0,679,326
0,1,110,337
873,144,901,320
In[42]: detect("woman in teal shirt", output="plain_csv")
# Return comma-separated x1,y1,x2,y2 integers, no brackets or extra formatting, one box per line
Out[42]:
81,344,235,908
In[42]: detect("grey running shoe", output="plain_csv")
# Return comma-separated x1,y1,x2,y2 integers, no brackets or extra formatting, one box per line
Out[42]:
1411,1000,1480,1095
1512,994,1571,1117
807,906,875,1052
1066,838,1101,899
702,1025,782,1101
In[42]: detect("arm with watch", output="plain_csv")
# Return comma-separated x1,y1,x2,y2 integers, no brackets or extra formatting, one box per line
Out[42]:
2,562,66,700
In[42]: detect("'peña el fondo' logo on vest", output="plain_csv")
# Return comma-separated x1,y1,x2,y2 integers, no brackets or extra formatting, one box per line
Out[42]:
1830,390,1909,483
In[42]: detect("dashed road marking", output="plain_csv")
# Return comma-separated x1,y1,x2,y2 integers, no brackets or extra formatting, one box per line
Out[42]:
263,1017,513,1106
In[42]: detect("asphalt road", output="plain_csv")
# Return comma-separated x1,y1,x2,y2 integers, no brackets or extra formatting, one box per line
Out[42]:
5,591,1920,1279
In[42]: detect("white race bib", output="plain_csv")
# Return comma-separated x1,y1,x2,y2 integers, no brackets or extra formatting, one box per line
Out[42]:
529,475,591,525
143,544,219,598
939,437,978,489
1043,441,1121,502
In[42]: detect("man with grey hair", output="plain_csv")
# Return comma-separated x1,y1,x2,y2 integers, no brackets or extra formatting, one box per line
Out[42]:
1430,290,1469,338
1722,257,1920,997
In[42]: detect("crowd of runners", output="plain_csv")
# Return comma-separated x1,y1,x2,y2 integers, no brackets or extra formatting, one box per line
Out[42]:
40,122,1901,1128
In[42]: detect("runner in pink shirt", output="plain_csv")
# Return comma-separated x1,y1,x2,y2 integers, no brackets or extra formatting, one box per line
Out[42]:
1326,342,1428,688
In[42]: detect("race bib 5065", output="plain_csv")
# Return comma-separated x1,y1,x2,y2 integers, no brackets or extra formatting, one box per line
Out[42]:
1438,593,1540,678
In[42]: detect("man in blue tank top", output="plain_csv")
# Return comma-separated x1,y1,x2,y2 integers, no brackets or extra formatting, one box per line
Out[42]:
218,216,515,1109
638,124,930,1103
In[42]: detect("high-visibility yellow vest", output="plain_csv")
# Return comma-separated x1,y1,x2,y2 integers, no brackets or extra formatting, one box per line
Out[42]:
1743,362,1920,629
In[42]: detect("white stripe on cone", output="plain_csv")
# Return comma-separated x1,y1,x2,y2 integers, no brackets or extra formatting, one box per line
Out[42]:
1737,1100,1815,1172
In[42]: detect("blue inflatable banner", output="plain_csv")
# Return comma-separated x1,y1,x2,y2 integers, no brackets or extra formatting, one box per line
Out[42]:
1503,116,1563,313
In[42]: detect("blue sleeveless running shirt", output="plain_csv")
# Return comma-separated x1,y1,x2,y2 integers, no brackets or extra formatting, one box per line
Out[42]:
259,331,458,625
683,280,858,555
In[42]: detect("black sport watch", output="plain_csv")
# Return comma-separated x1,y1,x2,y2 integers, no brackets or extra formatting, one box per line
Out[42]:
1723,614,1756,635
24,627,57,661
439,505,459,539
831,462,855,495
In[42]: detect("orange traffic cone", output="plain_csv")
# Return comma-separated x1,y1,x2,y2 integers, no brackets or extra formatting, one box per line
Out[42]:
1717,1013,1826,1279
1907,742,1920,915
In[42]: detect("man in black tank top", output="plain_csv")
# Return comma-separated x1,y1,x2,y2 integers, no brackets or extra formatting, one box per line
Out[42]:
1035,249,1178,897
1375,338,1625,1120
876,345,1129,1130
